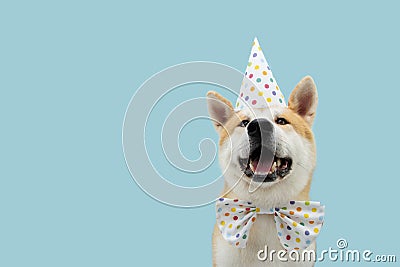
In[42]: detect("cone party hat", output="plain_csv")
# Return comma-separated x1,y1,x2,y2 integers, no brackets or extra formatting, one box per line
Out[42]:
235,38,286,110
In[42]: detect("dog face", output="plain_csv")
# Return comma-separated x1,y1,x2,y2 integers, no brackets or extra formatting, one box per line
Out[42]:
207,76,318,203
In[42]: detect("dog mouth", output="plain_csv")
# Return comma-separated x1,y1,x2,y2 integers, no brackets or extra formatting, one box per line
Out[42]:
240,147,292,183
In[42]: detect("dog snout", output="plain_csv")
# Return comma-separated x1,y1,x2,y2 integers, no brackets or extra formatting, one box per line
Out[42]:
247,118,275,153
247,119,274,139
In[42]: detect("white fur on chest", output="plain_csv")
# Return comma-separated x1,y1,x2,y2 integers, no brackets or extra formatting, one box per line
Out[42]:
213,215,315,267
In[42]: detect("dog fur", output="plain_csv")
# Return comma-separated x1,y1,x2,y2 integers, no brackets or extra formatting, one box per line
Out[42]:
207,76,319,267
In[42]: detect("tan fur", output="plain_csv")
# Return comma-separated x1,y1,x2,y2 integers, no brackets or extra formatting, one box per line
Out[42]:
219,112,249,146
279,109,315,142
207,91,234,111
288,76,318,126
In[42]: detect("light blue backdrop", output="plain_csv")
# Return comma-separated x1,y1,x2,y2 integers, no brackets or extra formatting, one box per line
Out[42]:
1,1,399,266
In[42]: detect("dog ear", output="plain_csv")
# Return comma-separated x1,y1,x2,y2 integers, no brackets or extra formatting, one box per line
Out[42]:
288,76,318,126
206,91,234,131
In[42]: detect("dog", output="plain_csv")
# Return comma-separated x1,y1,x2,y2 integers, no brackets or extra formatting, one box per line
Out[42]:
207,76,319,267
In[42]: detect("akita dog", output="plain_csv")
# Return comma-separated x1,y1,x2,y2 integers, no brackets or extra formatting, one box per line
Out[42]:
207,76,319,267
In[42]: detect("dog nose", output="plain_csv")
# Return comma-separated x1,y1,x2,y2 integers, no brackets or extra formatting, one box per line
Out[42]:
247,118,274,139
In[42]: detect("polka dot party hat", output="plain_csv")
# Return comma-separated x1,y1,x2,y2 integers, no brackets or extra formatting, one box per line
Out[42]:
235,37,286,110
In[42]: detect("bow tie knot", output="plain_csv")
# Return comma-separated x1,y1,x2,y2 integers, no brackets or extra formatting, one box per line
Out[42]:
216,198,325,250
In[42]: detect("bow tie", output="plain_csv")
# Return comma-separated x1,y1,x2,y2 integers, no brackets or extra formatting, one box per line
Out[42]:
216,198,325,250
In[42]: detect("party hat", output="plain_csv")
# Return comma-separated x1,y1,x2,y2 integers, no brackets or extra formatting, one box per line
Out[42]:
235,38,286,110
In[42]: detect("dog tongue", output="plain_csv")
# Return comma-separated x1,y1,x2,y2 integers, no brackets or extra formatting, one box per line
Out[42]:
254,159,273,174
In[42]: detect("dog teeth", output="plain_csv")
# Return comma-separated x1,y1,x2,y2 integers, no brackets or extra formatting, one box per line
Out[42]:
270,162,277,172
250,162,255,172
276,158,281,167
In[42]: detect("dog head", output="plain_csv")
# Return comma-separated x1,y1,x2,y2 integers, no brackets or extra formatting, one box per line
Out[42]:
207,76,318,204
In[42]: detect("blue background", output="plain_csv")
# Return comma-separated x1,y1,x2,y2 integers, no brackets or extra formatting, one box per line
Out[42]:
1,1,399,266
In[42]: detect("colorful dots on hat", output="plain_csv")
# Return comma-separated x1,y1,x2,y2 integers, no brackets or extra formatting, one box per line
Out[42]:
304,214,309,218
233,216,238,220
225,213,230,216
231,208,236,212
314,228,319,233
258,91,264,96
305,201,310,206
252,217,256,222
296,238,301,243
296,207,302,212
286,235,291,240
235,37,287,110
305,230,310,236
221,221,225,226
292,222,298,227
312,208,317,212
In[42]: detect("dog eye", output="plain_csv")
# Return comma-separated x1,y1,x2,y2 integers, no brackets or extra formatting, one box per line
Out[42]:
239,120,250,127
276,118,289,125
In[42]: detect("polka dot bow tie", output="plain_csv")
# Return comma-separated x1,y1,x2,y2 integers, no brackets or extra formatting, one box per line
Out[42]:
216,198,325,250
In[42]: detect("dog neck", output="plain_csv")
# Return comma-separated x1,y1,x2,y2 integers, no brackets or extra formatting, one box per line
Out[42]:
222,175,312,209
